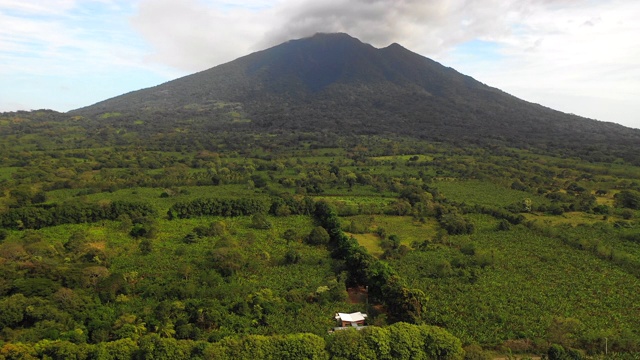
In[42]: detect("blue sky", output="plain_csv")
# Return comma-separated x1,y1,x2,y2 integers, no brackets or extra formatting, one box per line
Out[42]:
1,0,639,129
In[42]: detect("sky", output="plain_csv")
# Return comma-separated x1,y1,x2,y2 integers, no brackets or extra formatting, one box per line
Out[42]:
1,0,638,129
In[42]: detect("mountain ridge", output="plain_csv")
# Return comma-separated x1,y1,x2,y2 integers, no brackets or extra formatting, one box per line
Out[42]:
69,32,512,112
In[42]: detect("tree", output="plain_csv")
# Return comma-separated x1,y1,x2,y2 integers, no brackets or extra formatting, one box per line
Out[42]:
548,344,566,360
283,229,298,244
419,324,465,360
621,209,634,220
130,218,158,239
306,226,330,246
345,172,357,189
547,317,584,348
387,285,429,324
183,232,198,244
138,334,185,359
387,322,425,359
64,230,88,252
439,213,474,235
251,213,272,229
0,294,27,328
139,239,153,255
94,338,138,359
327,329,376,359
388,234,401,250
497,220,511,231
82,266,110,288
614,190,640,209
284,249,301,265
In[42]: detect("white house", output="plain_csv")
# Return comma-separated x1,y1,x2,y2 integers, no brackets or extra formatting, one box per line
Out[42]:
335,312,367,328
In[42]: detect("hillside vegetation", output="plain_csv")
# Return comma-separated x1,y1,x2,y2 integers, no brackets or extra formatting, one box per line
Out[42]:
1,109,640,359
72,33,640,165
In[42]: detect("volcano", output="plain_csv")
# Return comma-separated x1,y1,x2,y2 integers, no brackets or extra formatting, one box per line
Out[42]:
72,33,640,161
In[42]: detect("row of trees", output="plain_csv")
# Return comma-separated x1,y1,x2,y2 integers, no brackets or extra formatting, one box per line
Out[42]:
0,201,155,230
313,201,429,324
168,198,267,219
0,322,464,360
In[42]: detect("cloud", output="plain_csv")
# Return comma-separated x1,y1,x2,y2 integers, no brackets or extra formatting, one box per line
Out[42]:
0,0,145,76
132,1,617,72
440,0,640,127
259,0,519,54
130,0,274,71
131,0,522,71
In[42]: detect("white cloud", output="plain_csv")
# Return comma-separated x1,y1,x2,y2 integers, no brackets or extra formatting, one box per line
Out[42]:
0,1,141,76
130,0,522,71
130,0,275,71
440,0,640,127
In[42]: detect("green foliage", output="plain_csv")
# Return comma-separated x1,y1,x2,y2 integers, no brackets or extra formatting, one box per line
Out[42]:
182,232,198,244
205,333,327,359
549,344,567,360
139,238,153,254
328,323,463,360
496,219,512,231
284,248,302,264
307,226,330,246
463,344,491,360
615,190,640,210
169,198,267,219
2,109,640,356
251,213,272,230
129,217,158,239
0,294,27,328
439,213,474,235
0,201,155,230
193,220,227,237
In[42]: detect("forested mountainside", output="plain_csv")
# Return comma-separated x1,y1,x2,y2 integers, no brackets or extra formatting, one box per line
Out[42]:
72,33,640,165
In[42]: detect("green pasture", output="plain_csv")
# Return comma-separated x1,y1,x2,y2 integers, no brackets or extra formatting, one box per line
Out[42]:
346,232,384,257
434,179,548,207
343,215,439,250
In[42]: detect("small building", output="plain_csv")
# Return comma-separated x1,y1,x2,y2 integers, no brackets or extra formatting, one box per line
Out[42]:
334,312,367,328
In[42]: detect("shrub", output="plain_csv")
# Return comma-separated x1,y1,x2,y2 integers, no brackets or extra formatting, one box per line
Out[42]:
251,213,272,230
284,249,301,264
306,226,330,246
614,190,640,209
439,213,474,235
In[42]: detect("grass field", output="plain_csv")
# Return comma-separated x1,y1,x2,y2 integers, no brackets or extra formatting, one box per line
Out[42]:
434,179,548,208
344,215,439,254
346,232,384,257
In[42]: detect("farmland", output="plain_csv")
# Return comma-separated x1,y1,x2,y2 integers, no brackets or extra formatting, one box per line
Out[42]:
0,110,639,358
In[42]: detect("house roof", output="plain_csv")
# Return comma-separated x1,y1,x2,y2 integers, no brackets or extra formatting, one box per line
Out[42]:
335,312,367,322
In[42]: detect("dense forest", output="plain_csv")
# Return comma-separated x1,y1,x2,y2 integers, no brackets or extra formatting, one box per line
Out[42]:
0,109,639,359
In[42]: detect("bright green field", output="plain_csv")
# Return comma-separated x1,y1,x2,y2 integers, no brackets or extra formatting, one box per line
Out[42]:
434,179,548,207
392,218,640,346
